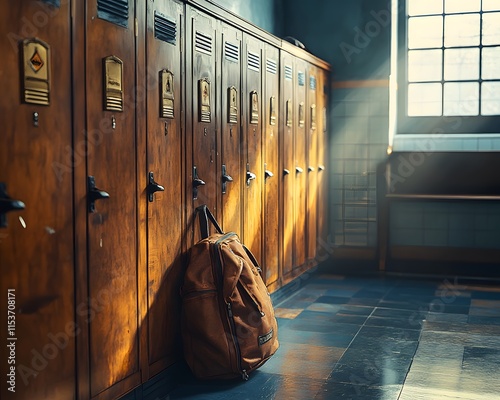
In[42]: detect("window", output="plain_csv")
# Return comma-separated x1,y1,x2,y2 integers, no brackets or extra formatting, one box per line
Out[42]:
396,0,500,133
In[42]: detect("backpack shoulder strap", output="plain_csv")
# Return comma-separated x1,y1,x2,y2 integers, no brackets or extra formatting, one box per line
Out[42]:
196,205,224,239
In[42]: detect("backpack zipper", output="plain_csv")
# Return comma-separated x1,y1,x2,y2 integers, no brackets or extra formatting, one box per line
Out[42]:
213,238,248,380
226,301,249,380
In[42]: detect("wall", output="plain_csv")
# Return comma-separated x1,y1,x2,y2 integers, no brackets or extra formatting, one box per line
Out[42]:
281,0,392,250
209,0,283,36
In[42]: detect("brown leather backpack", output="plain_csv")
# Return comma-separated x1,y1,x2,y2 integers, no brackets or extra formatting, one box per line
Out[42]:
181,205,279,380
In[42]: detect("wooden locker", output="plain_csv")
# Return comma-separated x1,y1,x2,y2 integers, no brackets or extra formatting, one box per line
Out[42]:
186,6,218,244
262,44,280,287
307,64,319,264
141,0,185,378
317,68,329,247
0,2,75,399
220,22,243,234
280,51,295,279
78,1,141,397
242,33,264,266
294,58,308,270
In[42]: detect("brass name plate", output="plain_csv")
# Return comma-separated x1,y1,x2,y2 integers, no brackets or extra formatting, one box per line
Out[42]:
22,39,50,106
103,56,124,112
160,69,174,119
199,78,211,123
250,91,259,124
270,96,276,126
299,102,305,128
286,99,292,127
228,86,238,124
311,104,317,130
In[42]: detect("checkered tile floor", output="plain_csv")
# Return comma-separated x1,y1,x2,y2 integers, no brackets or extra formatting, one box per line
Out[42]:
158,274,500,399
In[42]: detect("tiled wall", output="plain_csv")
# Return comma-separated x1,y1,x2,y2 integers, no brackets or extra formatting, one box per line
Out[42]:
390,201,500,249
330,86,389,247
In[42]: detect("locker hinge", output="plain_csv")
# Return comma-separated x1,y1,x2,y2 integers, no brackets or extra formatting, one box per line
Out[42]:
135,17,138,37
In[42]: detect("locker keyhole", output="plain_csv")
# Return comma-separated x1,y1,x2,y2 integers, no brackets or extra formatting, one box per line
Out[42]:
33,112,39,127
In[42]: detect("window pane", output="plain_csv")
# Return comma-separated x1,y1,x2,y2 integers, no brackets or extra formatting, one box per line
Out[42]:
481,82,500,115
408,50,442,82
408,16,443,49
444,14,480,47
444,48,479,80
408,83,443,116
483,0,500,11
408,0,443,16
482,12,500,45
443,82,479,116
482,47,500,79
445,0,480,13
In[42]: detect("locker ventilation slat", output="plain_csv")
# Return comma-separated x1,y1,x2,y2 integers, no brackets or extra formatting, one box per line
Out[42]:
225,42,239,63
266,58,277,74
154,11,176,45
97,0,129,28
248,51,260,72
195,31,213,55
285,65,293,81
298,71,305,86
310,76,317,90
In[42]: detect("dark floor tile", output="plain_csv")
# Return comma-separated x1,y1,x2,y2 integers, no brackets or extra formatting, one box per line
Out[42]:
315,295,351,305
471,291,500,300
277,327,355,348
348,297,382,306
364,315,423,330
348,335,419,356
462,346,500,369
356,325,421,342
468,315,500,325
261,342,341,380
352,289,388,299
328,361,410,386
372,307,426,320
315,382,402,400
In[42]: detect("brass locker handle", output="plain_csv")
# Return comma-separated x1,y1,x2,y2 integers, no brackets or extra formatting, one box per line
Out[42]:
0,183,25,228
88,176,110,213
265,170,274,180
295,167,304,174
147,172,165,202
283,169,290,176
318,165,325,171
308,166,315,172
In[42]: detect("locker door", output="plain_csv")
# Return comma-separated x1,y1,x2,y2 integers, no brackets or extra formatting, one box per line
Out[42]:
0,3,75,399
186,6,218,244
143,0,184,377
294,58,308,269
317,69,329,245
263,44,280,287
84,1,140,397
242,34,264,265
220,23,243,234
280,51,295,278
307,64,319,263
